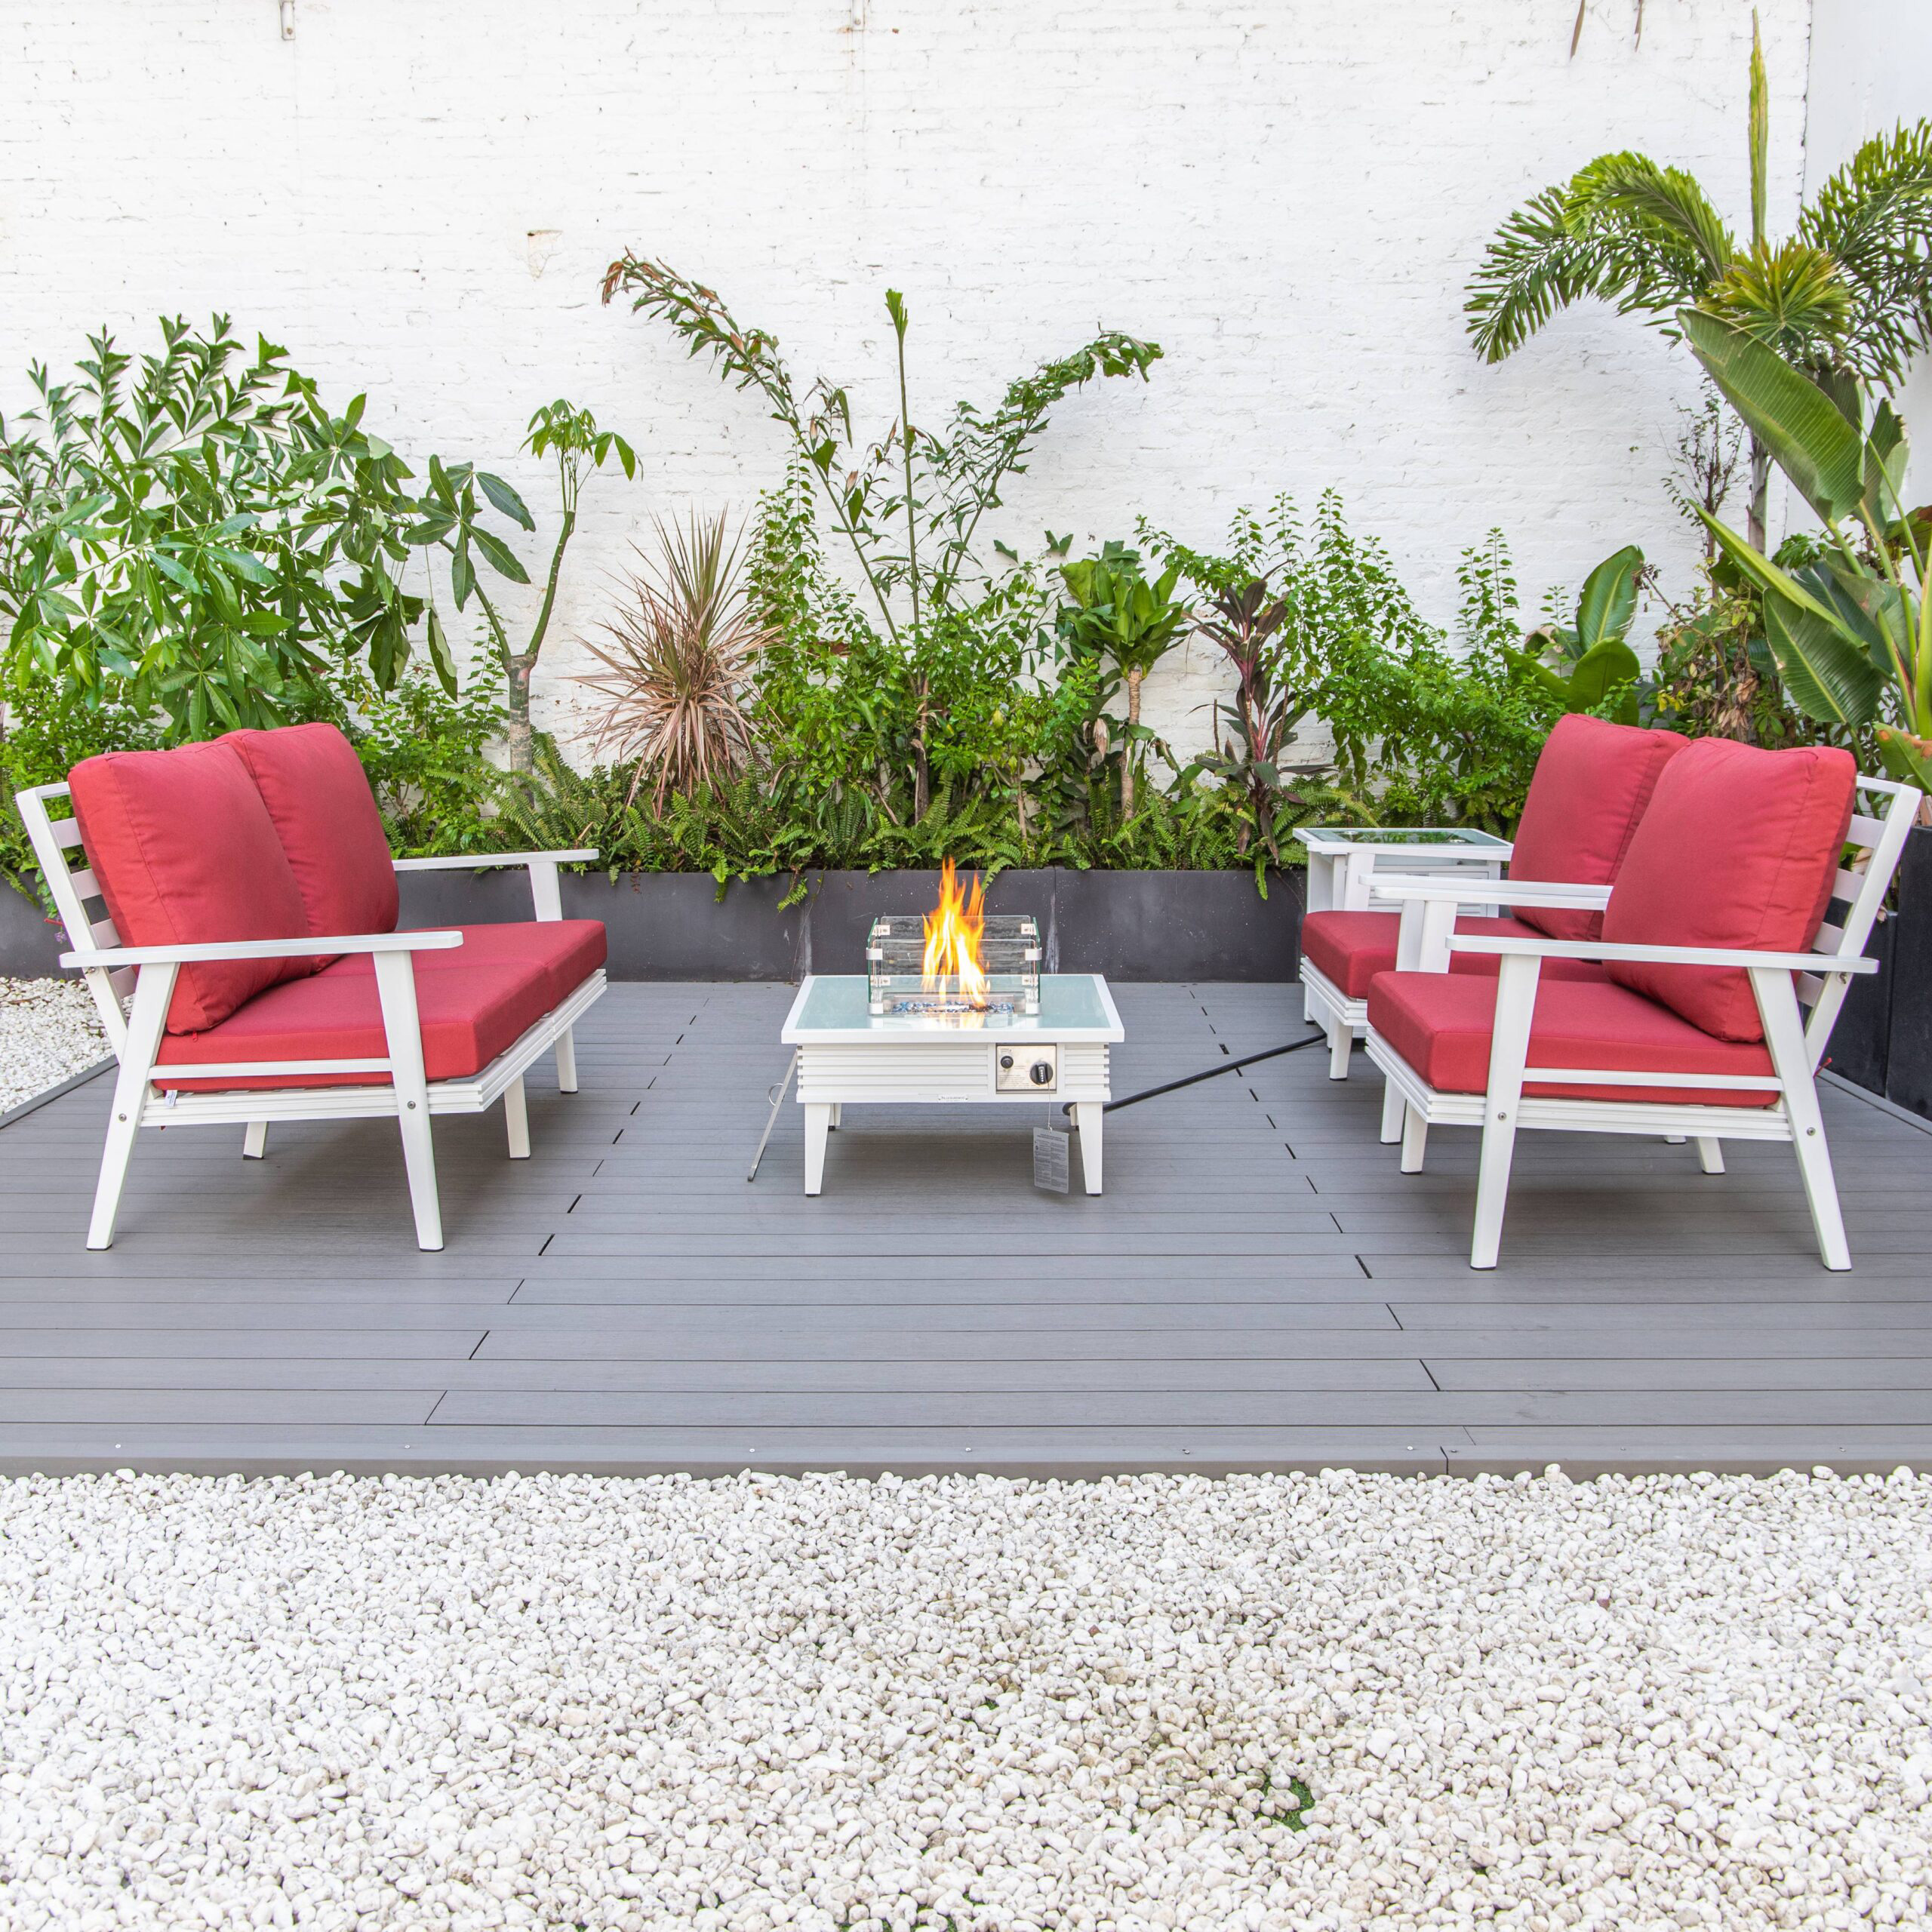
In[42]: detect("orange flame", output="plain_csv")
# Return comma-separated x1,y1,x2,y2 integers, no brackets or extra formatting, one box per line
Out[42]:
921,858,988,1007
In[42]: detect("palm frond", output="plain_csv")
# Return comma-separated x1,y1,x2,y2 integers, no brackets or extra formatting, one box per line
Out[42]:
1466,158,1729,361
1797,124,1932,385
1466,186,1620,361
1568,152,1736,290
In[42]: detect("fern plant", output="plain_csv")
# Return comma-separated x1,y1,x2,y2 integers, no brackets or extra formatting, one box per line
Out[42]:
1467,11,1932,550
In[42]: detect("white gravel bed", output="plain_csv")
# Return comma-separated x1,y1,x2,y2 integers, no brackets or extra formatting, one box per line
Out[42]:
0,976,108,1115
2,1468,1929,1932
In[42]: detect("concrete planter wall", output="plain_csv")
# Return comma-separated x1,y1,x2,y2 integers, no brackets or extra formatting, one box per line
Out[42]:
2,866,1303,984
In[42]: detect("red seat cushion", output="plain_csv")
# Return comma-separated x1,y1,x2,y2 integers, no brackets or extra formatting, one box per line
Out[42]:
326,921,607,1009
1367,971,1779,1108
1301,909,1608,1000
1600,739,1857,1043
225,724,398,955
1507,715,1685,941
153,952,558,1091
67,740,314,1034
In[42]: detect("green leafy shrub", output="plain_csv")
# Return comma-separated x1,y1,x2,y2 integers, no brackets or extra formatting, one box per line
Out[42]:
0,315,531,738
1147,493,1550,833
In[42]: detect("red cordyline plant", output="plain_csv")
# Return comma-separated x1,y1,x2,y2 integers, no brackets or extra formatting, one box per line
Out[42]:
576,512,771,810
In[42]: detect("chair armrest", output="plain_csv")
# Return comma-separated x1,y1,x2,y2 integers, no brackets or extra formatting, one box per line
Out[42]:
1373,877,1611,909
61,930,465,970
390,851,598,871
390,851,593,921
1447,935,1878,973
1295,831,1515,861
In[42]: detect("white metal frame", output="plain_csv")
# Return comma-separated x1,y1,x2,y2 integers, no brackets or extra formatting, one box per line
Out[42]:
780,974,1124,1196
1360,773,1920,1271
1294,825,1512,1079
15,780,605,1252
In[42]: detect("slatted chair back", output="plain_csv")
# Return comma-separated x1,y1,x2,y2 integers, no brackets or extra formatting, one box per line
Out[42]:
1800,772,1919,1069
14,782,132,1054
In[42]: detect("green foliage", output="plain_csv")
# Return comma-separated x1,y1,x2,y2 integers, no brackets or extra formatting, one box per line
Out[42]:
1146,494,1549,833
0,315,532,740
601,260,1158,817
1684,312,1932,789
338,661,509,857
1054,542,1192,817
497,398,636,771
1504,545,1646,722
1467,17,1932,546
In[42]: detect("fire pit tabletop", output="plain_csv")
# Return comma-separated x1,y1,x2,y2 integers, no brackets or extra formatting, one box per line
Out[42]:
783,971,1122,1044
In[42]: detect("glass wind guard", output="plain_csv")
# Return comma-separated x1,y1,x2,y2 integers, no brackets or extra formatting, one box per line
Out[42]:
867,912,1042,1017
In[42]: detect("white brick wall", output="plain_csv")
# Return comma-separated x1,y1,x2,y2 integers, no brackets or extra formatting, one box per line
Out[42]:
0,0,1815,762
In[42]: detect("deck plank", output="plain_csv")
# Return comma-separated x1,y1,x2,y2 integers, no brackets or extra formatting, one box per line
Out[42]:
0,978,1927,1475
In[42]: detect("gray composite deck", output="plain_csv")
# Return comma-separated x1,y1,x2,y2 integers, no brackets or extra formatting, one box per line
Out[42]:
2,980,1930,1478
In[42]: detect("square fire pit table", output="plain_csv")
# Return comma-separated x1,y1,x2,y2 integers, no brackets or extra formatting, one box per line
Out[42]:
780,973,1124,1196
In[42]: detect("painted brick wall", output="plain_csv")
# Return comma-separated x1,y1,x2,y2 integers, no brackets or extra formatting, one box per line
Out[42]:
0,0,1814,761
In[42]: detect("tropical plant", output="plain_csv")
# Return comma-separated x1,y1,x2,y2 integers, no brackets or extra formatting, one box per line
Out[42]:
1054,543,1192,817
600,257,1159,815
0,315,533,738
1682,308,1932,792
577,512,769,810
1146,493,1550,832
1504,544,1646,722
491,399,635,773
1179,576,1318,870
1467,11,1932,549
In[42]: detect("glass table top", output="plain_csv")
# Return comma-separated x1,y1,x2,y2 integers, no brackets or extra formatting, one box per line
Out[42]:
1297,824,1510,851
783,973,1122,1042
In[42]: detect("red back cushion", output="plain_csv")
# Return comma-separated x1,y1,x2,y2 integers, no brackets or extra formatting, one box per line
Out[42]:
225,724,398,947
1508,715,1686,940
68,740,312,1034
1601,738,1857,1042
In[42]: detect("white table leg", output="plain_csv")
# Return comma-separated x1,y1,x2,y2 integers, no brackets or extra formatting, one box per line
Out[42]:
1074,1102,1103,1194
829,1103,841,1129
804,1103,832,1195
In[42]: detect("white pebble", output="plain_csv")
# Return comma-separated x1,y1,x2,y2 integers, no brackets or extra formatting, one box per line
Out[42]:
0,1468,1927,1930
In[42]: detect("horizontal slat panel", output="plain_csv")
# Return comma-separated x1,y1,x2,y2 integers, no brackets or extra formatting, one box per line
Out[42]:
50,817,86,850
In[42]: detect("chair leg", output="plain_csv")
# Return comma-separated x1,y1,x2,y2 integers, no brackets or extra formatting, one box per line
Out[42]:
1663,1134,1688,1144
1752,967,1850,1271
504,1075,531,1159
1399,1105,1429,1174
1697,1137,1725,1175
88,1109,143,1252
242,1121,268,1160
374,952,443,1252
86,964,174,1252
1327,1019,1352,1081
555,1026,579,1094
1379,1080,1405,1145
1469,954,1538,1271
1471,1112,1521,1269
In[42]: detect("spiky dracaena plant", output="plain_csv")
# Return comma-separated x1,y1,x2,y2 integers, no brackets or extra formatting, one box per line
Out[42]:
1467,10,1932,551
576,512,770,810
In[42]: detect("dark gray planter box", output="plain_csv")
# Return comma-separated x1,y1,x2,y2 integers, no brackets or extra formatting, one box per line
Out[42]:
0,881,66,977
398,864,1302,983
5,863,1306,986
1880,825,1932,1120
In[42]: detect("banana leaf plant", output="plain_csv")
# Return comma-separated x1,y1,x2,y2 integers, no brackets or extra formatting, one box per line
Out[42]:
1681,308,1932,795
1055,542,1191,817
1504,544,1646,723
